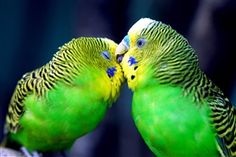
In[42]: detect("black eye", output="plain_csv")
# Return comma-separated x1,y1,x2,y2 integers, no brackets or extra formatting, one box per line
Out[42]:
101,51,111,60
136,38,146,48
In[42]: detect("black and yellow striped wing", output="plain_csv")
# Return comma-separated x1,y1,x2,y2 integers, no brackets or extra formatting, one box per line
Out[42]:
5,65,54,133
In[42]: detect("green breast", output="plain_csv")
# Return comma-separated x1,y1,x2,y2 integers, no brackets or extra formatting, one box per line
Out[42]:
10,70,111,151
132,84,218,157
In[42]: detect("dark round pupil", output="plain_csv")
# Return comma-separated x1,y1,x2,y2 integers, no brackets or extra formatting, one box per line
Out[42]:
138,40,143,46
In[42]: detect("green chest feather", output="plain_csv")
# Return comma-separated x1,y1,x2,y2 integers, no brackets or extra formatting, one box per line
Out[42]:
10,71,111,151
132,84,219,157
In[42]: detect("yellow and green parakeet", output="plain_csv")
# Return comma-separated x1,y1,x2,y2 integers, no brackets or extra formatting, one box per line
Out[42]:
3,37,124,154
116,18,236,157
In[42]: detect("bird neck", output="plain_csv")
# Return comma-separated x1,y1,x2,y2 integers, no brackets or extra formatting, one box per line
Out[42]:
128,63,158,91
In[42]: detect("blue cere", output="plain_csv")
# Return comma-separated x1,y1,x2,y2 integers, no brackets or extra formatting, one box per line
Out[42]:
107,67,117,78
128,56,137,66
123,35,130,48
101,51,111,60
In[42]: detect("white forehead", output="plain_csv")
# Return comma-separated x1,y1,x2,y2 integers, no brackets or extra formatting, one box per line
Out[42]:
128,18,155,35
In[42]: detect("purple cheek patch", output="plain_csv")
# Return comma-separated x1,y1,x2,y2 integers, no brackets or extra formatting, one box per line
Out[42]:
128,56,137,66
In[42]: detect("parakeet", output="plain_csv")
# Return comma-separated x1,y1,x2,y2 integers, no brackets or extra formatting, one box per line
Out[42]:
3,37,124,154
116,18,236,157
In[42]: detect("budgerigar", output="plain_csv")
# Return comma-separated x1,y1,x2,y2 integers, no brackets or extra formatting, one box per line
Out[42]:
115,18,236,157
3,37,124,155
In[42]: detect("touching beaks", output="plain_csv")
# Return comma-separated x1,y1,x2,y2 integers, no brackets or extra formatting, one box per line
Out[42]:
115,35,130,63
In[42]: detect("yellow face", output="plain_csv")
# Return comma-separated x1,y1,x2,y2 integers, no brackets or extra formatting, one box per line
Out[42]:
116,18,198,92
115,19,157,91
96,38,124,103
72,37,124,103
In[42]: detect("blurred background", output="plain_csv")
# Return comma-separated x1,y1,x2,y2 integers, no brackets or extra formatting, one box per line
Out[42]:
0,0,236,156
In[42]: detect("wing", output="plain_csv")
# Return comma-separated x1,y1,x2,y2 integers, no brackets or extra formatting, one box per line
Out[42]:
5,39,87,133
6,56,82,133
5,68,48,133
209,92,236,157
188,71,236,157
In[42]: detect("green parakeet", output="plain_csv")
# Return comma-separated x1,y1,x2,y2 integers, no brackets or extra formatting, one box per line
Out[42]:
115,18,236,157
3,37,124,152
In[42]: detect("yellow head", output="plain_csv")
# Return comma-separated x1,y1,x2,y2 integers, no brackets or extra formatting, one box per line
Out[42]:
116,18,197,91
56,37,125,103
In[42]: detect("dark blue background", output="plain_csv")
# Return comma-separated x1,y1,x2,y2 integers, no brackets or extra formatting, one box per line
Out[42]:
1,0,236,156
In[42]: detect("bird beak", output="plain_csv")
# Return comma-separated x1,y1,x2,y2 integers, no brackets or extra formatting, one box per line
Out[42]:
115,35,130,63
115,40,129,55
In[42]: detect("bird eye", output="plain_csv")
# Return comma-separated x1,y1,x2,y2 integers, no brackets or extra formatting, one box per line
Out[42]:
136,38,146,48
101,51,111,60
